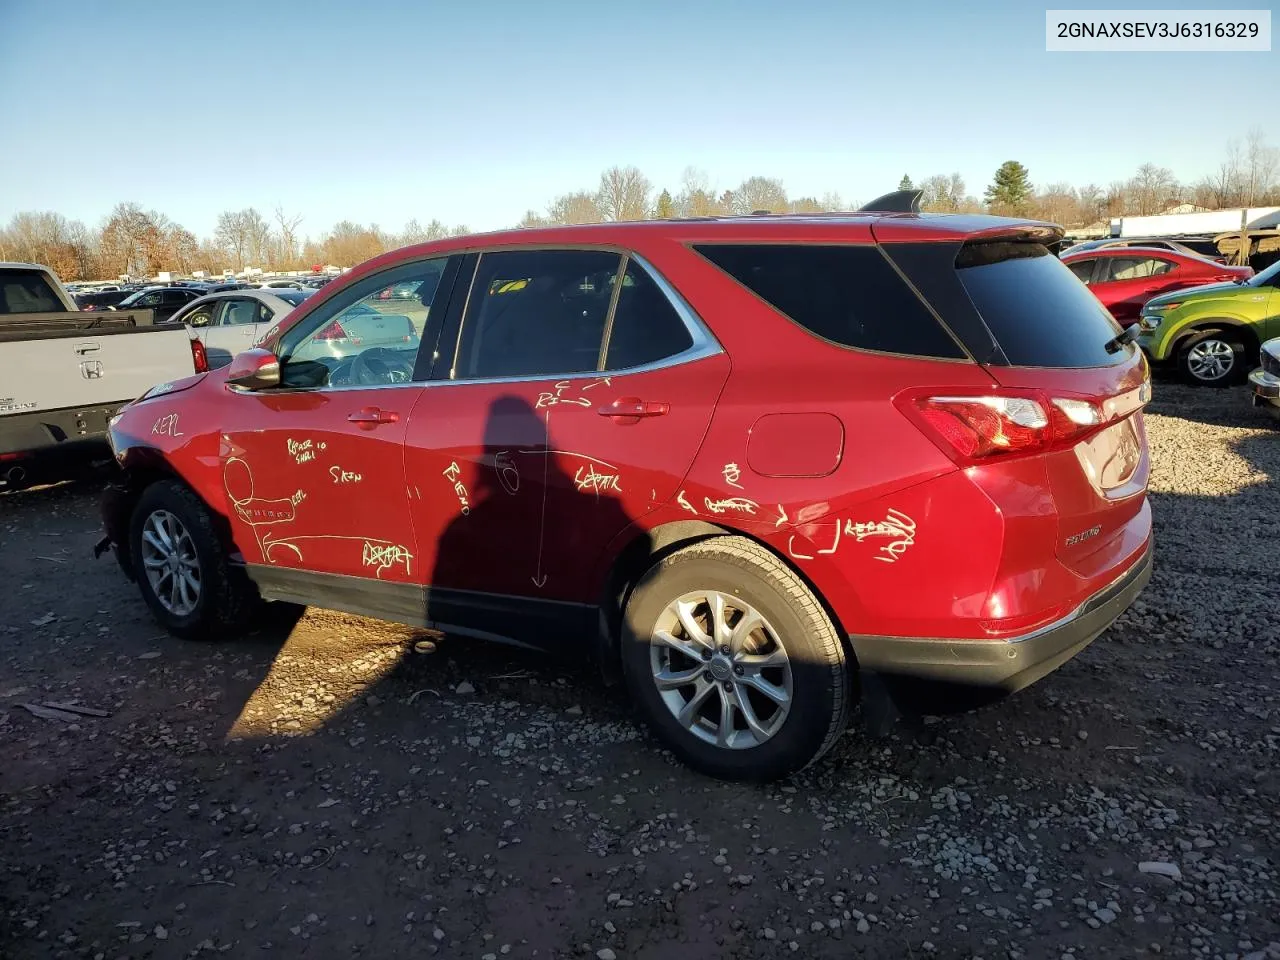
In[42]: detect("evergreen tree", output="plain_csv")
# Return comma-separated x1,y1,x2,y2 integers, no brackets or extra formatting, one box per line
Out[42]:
898,174,915,191
985,161,1032,212
654,189,675,219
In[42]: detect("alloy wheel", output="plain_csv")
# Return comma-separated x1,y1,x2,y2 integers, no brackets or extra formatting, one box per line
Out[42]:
649,590,793,750
1186,338,1235,382
139,509,202,616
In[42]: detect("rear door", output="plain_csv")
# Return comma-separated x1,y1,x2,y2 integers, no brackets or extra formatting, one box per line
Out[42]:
403,248,727,608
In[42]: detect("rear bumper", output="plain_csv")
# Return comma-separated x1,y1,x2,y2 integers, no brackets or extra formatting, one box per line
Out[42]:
0,404,120,459
853,541,1152,694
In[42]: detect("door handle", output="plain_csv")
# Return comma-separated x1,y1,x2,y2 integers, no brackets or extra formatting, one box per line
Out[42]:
347,407,400,425
597,397,669,420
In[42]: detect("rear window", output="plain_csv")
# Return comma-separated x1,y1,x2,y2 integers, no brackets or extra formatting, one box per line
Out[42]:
0,269,64,315
955,242,1125,368
693,244,965,359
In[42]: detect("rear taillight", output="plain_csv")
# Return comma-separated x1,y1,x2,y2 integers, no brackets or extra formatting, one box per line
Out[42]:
313,320,348,341
897,388,1141,464
190,338,209,373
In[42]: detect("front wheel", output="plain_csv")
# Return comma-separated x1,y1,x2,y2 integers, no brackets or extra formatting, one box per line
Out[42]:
129,480,258,640
1178,330,1246,386
620,536,851,781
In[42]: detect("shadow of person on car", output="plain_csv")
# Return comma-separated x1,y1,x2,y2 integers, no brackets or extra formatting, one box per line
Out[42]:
424,393,648,688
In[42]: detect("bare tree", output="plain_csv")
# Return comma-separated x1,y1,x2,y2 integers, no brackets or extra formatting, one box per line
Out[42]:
274,205,304,268
730,176,787,214
321,221,386,268
677,167,722,217
1076,184,1105,223
596,166,651,221
546,191,603,225
1243,128,1279,207
1128,163,1179,215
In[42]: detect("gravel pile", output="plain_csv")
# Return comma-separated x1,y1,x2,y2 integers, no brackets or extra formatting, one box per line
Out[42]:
1,382,1277,959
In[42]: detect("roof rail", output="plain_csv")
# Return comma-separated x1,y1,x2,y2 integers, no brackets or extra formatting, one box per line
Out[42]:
856,189,923,214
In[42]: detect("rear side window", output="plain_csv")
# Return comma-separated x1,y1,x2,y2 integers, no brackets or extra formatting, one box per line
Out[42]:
693,244,965,359
0,269,63,314
956,242,1123,368
604,261,694,370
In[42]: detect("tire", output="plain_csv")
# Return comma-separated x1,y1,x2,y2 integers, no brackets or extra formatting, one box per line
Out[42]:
129,479,258,640
619,536,851,781
1177,329,1246,386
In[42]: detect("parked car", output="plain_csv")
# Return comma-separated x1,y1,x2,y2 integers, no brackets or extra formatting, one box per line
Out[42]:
1063,248,1252,327
74,289,133,311
256,279,309,290
166,289,316,368
97,213,1153,781
113,285,205,323
1248,337,1280,420
1137,258,1280,385
1064,236,1225,262
0,262,206,490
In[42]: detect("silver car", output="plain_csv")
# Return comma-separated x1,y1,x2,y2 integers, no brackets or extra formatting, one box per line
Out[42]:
167,289,315,368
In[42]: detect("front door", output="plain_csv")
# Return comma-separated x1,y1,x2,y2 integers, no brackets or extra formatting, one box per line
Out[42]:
220,255,457,589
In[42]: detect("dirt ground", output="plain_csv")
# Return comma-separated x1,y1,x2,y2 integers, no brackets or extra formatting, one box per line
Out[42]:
2,383,1278,960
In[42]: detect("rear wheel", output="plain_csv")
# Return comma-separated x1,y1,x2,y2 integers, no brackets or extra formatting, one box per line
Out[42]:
620,536,850,781
1178,329,1246,386
130,480,258,640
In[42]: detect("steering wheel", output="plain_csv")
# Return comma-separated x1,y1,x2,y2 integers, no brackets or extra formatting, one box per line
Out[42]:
349,347,414,386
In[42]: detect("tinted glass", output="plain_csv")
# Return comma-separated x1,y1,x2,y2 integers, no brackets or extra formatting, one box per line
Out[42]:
452,249,622,379
604,261,694,370
274,290,312,306
955,242,1124,368
694,244,964,359
0,269,63,314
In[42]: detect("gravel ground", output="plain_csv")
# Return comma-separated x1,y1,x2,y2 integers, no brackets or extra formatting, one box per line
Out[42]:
2,382,1278,960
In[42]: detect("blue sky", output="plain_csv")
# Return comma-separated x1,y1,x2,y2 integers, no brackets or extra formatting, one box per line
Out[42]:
1,0,1275,239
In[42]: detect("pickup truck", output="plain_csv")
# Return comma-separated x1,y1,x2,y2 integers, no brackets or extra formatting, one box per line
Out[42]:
0,262,208,490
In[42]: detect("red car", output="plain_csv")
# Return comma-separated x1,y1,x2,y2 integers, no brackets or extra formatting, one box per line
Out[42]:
98,213,1153,781
1063,247,1252,327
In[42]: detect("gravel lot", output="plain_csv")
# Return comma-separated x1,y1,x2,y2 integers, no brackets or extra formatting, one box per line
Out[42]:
2,383,1278,960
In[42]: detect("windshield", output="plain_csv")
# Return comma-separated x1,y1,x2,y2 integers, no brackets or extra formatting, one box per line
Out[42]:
1247,259,1280,287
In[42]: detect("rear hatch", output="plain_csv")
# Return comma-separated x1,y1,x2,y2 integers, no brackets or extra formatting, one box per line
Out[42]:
878,227,1151,575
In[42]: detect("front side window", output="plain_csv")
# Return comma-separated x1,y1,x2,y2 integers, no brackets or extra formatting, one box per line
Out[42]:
451,249,622,380
279,257,449,388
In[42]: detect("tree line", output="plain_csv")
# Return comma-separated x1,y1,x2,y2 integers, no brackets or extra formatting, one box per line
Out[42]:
2,130,1277,282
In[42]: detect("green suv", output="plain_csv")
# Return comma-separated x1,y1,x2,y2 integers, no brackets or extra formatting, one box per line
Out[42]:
1137,259,1280,385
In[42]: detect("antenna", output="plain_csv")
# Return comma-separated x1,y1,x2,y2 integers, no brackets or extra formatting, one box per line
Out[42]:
857,189,923,214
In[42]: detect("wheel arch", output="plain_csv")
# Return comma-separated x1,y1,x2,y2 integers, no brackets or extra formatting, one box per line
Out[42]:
1170,316,1261,355
594,518,861,685
107,447,235,579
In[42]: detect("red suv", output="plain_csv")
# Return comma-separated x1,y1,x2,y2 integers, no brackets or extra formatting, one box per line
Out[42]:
98,213,1153,781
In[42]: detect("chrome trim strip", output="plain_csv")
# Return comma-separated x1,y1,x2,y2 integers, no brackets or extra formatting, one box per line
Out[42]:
1008,544,1152,645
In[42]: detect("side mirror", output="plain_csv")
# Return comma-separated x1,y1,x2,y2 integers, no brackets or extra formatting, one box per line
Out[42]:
226,348,281,391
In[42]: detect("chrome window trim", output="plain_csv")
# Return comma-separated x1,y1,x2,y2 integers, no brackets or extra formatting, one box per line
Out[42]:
232,250,723,398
